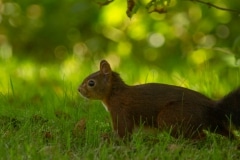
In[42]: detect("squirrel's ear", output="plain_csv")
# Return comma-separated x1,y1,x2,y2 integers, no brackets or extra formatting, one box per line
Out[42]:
100,60,111,75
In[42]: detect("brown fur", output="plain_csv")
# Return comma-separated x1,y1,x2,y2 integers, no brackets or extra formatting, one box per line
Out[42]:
78,60,240,140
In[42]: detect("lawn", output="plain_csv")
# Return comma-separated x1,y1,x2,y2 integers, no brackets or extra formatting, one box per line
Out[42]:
0,57,240,160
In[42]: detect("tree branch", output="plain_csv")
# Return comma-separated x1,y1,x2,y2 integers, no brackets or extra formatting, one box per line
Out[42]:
189,0,240,14
96,0,114,7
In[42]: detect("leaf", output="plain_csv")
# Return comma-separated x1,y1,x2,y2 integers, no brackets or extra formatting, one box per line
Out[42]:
146,0,168,14
126,0,139,18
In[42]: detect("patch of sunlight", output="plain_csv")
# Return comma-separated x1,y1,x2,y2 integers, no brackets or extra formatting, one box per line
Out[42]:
39,67,49,79
171,72,189,88
73,42,89,59
16,62,36,81
172,13,189,37
139,67,159,84
189,49,211,65
199,35,216,48
188,5,202,22
148,33,165,48
102,27,125,42
3,2,22,27
172,13,190,28
60,57,79,79
0,34,12,60
0,65,9,94
140,0,150,5
99,0,126,26
117,41,132,57
153,22,169,35
212,47,240,67
127,17,147,40
221,52,239,67
2,2,21,16
105,54,121,69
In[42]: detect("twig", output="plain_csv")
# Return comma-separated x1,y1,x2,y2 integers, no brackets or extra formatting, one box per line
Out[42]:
126,0,136,18
96,0,114,7
189,0,240,14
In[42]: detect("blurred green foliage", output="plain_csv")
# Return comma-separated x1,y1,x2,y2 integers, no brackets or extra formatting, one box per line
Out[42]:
0,0,239,59
0,0,240,83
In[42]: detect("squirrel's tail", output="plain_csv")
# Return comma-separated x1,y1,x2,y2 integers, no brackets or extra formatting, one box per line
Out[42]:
216,87,240,128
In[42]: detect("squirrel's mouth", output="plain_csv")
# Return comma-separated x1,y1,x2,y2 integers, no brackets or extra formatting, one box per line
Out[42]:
78,87,89,99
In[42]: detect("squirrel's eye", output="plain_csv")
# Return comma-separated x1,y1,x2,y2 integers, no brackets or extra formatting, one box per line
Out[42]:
88,80,95,87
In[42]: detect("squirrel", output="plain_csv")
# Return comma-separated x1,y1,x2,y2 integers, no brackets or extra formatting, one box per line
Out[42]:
78,60,240,140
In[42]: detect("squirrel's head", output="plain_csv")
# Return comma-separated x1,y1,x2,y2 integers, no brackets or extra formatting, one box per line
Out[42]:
78,60,112,100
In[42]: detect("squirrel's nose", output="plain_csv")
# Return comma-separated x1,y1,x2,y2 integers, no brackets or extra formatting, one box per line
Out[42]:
78,86,85,94
78,87,81,93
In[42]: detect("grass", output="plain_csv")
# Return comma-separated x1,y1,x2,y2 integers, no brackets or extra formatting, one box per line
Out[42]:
0,57,240,159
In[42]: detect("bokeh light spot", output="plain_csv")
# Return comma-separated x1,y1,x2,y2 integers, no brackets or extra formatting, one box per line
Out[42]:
117,41,132,57
148,33,165,48
216,25,229,39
